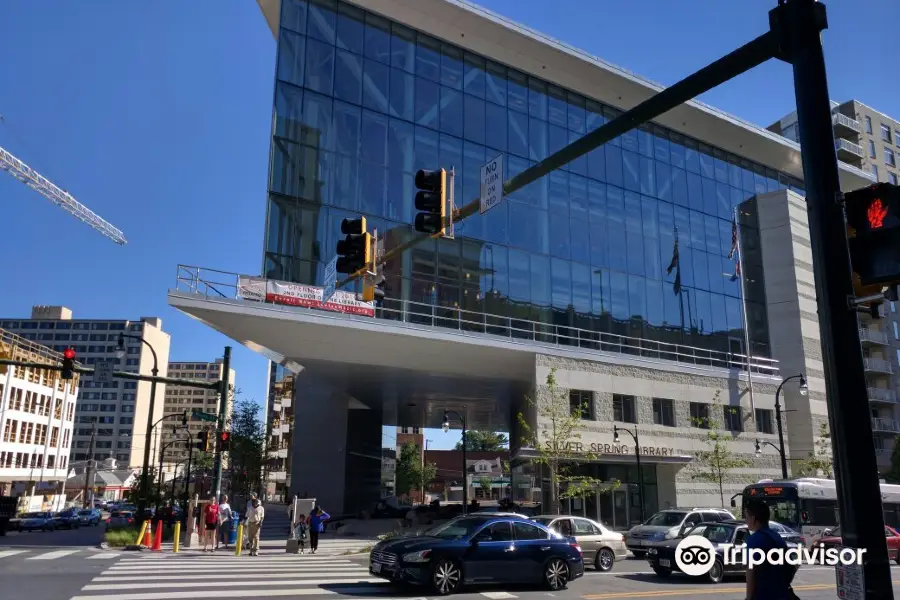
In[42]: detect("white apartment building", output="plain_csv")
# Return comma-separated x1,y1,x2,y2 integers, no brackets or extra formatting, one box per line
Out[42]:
0,329,78,497
161,360,235,467
0,306,171,469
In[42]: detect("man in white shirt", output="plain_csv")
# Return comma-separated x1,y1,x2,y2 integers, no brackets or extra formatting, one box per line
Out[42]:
245,494,265,556
217,495,233,550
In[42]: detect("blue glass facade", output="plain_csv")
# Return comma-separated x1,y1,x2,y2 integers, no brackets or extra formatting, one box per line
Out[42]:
263,0,805,358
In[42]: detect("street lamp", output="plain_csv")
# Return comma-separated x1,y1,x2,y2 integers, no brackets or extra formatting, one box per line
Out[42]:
613,425,645,524
442,410,468,514
770,373,807,479
115,330,159,518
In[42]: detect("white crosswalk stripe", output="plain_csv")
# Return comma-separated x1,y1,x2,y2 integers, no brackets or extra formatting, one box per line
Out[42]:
29,550,80,560
86,553,122,560
0,550,29,559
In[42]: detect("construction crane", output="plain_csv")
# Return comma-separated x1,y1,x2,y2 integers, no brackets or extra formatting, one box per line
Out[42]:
0,136,127,245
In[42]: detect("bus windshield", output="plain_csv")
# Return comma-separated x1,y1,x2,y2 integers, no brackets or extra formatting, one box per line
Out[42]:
742,486,800,529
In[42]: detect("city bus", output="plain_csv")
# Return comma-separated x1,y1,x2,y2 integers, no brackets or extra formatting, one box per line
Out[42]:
736,478,900,537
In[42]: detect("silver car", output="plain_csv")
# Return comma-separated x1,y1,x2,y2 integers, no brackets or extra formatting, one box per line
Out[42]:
20,512,55,532
625,508,734,557
533,515,628,571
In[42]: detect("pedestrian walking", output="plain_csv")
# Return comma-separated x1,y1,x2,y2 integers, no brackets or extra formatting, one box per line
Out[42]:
201,496,219,553
245,493,265,556
217,495,233,550
293,513,308,554
744,499,796,600
308,505,329,554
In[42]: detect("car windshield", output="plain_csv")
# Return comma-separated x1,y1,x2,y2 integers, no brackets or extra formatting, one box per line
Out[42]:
532,518,553,526
111,511,132,518
78,510,93,516
644,511,687,527
694,524,735,544
828,526,841,537
422,517,491,540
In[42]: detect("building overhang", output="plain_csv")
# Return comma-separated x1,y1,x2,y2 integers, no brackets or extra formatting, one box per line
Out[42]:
257,0,872,192
512,447,693,466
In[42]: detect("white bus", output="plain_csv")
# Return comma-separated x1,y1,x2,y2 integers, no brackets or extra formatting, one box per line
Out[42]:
737,478,900,536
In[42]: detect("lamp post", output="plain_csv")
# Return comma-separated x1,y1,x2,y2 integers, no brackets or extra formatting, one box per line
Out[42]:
157,428,186,500
442,410,467,514
613,425,645,524
422,439,432,505
772,373,808,479
114,331,159,517
755,439,787,480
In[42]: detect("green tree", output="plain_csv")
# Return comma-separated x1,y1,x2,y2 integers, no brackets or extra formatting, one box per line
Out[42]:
793,423,834,478
691,399,752,507
228,399,266,496
517,368,618,514
885,435,900,484
394,442,437,501
479,476,492,499
455,431,509,452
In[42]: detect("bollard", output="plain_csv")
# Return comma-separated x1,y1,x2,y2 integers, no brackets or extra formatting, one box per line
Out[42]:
135,520,149,546
234,523,244,556
173,522,181,553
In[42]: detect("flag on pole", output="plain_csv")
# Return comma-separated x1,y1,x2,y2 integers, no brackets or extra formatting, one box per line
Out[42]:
727,218,738,260
730,259,741,282
667,228,681,295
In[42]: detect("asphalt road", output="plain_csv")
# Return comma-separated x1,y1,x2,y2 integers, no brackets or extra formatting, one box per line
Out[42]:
0,521,106,548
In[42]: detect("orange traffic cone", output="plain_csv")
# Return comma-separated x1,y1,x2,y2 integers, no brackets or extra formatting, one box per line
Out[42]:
142,522,152,547
151,523,163,552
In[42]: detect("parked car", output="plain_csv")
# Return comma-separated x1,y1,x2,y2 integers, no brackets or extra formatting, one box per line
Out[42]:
106,510,136,530
369,515,584,595
533,515,627,571
647,520,749,583
813,525,900,564
77,508,102,526
54,509,81,529
19,512,56,532
768,521,805,548
625,508,734,558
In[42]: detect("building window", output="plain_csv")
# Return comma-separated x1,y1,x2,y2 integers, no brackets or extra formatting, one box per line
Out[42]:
886,148,896,167
894,321,899,340
873,165,879,179
891,173,899,186
724,406,743,431
866,116,873,134
755,409,774,434
569,390,593,420
612,395,637,423
882,124,892,143
869,140,877,158
689,402,710,428
652,398,675,427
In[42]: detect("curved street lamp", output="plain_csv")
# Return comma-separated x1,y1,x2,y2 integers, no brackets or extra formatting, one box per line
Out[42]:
613,425,645,524
442,410,468,514
769,373,808,479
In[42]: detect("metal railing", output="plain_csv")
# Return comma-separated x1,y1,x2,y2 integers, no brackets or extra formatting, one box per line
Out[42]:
832,112,860,132
860,328,889,345
835,138,864,158
868,387,898,403
173,265,780,378
864,357,894,374
872,418,900,433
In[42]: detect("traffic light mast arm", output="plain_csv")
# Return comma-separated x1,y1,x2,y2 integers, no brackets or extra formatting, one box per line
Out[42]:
0,359,221,391
335,31,773,290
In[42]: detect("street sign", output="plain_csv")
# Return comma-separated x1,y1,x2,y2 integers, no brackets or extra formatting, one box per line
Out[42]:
191,409,217,423
479,154,504,214
322,256,338,304
93,359,115,384
835,557,864,600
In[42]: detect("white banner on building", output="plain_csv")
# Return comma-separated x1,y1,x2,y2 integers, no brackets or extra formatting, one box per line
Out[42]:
237,276,266,302
265,280,375,317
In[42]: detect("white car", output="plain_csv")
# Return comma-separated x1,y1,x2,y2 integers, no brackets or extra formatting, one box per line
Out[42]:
533,515,628,571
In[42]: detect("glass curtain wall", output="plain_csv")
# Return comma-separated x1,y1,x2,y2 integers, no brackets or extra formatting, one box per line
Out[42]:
263,0,805,359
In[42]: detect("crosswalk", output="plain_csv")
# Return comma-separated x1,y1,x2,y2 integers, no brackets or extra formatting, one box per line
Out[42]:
0,549,124,561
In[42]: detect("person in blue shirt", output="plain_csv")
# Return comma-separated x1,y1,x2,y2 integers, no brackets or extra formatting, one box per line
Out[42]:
744,499,794,600
308,505,330,554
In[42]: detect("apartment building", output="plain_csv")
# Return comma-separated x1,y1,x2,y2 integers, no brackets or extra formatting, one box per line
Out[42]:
0,306,170,469
0,329,78,498
266,371,293,502
161,360,235,467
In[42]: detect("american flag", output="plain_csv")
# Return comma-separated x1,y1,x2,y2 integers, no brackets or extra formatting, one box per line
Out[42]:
727,219,738,259
730,259,741,282
667,228,681,295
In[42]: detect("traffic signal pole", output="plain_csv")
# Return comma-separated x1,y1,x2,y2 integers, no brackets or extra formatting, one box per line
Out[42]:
212,346,232,501
774,1,892,597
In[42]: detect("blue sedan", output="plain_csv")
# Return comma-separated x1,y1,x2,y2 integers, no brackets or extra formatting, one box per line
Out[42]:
369,515,584,595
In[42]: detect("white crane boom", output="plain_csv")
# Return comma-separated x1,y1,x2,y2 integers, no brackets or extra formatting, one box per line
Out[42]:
0,144,127,245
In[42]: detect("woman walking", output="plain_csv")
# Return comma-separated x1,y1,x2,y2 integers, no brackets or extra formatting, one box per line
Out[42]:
308,505,330,554
201,496,219,553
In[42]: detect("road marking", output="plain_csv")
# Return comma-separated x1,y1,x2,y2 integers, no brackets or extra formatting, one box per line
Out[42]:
481,593,517,599
83,577,386,591
71,587,403,600
28,550,80,560
94,570,371,582
86,552,122,559
115,555,355,563
0,550,28,559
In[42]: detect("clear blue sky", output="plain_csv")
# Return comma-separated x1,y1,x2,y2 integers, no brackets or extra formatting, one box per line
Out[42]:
1,1,896,451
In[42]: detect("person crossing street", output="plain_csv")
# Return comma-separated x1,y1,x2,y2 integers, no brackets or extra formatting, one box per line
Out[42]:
308,505,329,554
244,493,265,556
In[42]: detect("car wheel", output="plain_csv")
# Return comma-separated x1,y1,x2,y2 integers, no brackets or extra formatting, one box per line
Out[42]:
653,566,673,577
544,558,569,590
595,548,615,572
432,558,462,595
631,550,647,559
707,559,725,584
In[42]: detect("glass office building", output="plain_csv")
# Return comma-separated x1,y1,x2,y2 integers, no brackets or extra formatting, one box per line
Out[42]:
263,0,807,360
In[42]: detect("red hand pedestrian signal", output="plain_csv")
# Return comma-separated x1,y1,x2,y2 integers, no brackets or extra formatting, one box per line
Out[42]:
868,198,888,229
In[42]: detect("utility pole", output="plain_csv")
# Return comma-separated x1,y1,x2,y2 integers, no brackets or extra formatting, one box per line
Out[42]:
212,346,231,501
82,423,96,509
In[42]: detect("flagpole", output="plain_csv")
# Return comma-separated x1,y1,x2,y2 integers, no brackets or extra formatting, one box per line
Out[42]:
674,227,685,343
733,205,757,416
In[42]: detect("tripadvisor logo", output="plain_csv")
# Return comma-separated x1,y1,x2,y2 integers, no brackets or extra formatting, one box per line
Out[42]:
675,535,866,574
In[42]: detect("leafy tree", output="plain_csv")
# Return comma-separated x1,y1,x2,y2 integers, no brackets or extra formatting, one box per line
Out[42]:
479,476,492,499
517,368,618,514
455,431,509,452
228,399,266,496
394,442,437,501
885,435,900,484
793,423,834,478
690,397,752,507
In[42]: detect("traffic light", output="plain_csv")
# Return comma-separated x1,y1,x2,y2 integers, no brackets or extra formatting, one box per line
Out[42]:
217,431,231,453
335,217,373,275
361,275,386,304
61,348,76,380
414,168,449,235
197,431,210,452
846,183,900,287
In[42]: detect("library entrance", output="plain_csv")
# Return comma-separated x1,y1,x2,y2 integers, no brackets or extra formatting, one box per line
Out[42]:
555,463,660,530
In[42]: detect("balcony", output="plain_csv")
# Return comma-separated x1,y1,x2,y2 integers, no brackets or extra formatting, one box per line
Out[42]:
281,397,292,409
280,422,291,433
832,112,860,136
273,402,281,413
868,387,898,404
864,357,893,375
835,138,864,162
271,471,286,482
278,448,288,458
860,328,889,346
872,418,900,433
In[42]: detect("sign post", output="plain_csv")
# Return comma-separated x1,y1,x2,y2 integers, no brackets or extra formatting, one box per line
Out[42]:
480,154,504,214
322,256,338,304
836,559,864,600
94,359,115,385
